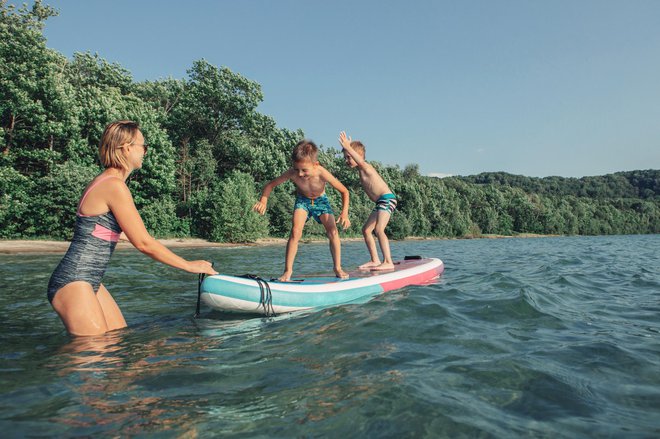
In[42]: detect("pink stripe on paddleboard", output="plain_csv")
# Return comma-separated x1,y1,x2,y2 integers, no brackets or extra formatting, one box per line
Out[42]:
379,265,444,292
92,224,121,242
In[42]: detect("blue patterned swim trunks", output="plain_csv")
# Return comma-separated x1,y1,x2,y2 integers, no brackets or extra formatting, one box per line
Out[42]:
373,193,398,214
294,193,335,223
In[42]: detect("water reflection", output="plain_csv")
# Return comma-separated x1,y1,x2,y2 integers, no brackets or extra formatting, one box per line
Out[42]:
3,236,660,436
44,327,229,436
51,332,125,371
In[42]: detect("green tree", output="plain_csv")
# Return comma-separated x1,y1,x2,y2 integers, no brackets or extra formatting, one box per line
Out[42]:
205,171,269,242
169,60,262,144
1,1,72,175
0,165,33,238
30,161,98,239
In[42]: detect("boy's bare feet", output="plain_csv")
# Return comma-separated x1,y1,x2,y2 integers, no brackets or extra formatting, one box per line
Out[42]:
278,271,293,282
334,268,349,279
358,261,381,270
371,262,395,271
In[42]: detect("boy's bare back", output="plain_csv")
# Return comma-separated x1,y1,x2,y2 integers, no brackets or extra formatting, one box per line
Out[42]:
339,131,392,202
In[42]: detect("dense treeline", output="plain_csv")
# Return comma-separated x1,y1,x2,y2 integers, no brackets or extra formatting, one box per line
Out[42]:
461,170,660,200
1,2,659,242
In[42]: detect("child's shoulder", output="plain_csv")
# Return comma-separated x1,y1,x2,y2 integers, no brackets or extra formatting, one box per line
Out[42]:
359,160,378,172
270,168,296,183
320,164,342,177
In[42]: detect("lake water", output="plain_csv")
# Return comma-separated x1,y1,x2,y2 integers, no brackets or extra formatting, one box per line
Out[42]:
1,235,659,437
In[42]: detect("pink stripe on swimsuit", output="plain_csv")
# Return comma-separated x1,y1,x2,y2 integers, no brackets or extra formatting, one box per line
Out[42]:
91,223,121,242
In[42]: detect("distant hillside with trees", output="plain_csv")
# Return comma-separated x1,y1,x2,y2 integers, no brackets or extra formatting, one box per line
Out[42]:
2,2,658,242
460,171,659,200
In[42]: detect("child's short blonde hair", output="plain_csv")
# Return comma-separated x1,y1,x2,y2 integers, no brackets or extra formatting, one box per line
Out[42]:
292,139,318,163
99,120,140,170
351,140,366,158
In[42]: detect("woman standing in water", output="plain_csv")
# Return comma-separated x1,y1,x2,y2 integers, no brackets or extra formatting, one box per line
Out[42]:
47,121,217,336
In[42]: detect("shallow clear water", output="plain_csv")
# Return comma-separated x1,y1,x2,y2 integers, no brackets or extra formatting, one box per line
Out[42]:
1,235,659,438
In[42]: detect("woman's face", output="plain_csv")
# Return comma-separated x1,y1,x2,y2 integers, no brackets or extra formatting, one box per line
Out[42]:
127,131,148,170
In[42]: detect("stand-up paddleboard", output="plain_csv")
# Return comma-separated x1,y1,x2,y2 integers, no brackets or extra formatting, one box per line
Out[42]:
200,256,444,315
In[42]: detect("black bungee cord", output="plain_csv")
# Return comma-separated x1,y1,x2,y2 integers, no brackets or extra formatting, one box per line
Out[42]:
196,269,276,318
239,274,276,317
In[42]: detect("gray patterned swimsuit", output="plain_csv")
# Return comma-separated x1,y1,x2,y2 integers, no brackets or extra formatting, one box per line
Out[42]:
47,176,123,303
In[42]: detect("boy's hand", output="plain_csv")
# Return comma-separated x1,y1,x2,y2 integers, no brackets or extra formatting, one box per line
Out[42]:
336,212,351,230
339,131,352,149
252,200,267,215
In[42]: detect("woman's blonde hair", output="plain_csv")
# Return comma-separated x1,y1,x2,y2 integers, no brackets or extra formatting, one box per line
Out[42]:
99,120,140,170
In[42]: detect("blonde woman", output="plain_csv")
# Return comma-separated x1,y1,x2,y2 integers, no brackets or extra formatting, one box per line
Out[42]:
47,121,217,336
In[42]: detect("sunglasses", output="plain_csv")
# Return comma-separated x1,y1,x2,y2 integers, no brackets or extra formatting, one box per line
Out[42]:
129,141,148,155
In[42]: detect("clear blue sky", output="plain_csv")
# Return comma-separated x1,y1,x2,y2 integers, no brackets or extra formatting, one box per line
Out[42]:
22,0,660,177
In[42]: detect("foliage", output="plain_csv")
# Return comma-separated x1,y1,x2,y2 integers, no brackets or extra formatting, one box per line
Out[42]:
205,171,269,243
138,196,190,238
1,2,658,243
0,165,34,238
30,161,99,239
461,170,660,200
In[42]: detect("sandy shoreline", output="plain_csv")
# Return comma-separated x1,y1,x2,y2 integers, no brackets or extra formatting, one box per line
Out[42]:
0,238,289,255
0,234,550,255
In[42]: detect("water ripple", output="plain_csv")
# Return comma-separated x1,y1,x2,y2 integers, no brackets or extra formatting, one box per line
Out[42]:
2,235,660,437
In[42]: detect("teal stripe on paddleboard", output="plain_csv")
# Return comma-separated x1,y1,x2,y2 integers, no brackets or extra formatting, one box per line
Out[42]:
202,277,385,307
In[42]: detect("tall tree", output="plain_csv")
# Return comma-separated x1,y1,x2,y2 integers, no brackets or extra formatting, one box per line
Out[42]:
0,0,72,175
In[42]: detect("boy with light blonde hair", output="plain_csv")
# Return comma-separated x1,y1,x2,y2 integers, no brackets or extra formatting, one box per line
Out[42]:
253,139,351,281
339,131,397,270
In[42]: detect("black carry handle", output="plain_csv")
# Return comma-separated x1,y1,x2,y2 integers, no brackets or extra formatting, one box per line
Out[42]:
195,262,215,318
195,273,205,318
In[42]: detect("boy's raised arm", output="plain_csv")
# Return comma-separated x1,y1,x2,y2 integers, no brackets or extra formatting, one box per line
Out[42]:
252,170,293,215
339,131,365,166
